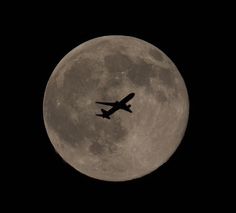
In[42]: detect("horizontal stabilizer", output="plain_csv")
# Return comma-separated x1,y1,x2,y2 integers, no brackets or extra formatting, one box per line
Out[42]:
101,109,107,113
96,109,110,119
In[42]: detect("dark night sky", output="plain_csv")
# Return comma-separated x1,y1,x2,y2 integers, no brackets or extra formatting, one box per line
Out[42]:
3,3,231,210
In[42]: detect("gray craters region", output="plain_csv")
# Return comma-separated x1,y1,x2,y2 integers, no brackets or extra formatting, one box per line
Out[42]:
89,141,105,155
88,117,128,155
104,53,132,73
127,58,156,88
63,58,99,94
44,99,81,146
104,51,157,90
156,90,168,102
149,48,164,61
158,67,176,88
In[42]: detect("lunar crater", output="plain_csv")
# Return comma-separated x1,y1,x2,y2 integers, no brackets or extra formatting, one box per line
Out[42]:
149,48,164,61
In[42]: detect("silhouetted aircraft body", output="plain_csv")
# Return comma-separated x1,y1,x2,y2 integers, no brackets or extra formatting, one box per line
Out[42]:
96,93,135,119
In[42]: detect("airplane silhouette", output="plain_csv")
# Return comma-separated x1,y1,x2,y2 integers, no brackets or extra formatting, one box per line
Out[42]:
95,93,135,119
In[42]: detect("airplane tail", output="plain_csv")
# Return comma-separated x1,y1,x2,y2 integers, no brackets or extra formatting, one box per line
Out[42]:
96,109,110,119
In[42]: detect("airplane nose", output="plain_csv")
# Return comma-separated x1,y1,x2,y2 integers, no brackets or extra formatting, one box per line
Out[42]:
130,93,135,97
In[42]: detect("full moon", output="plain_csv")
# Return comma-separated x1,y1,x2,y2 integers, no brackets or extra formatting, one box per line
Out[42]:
43,35,189,181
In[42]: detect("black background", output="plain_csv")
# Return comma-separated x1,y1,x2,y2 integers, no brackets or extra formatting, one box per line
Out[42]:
3,3,231,210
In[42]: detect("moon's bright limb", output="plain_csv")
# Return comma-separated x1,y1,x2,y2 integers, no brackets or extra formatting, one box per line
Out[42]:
43,36,189,181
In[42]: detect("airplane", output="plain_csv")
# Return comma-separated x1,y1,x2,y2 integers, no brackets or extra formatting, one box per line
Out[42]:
95,93,135,119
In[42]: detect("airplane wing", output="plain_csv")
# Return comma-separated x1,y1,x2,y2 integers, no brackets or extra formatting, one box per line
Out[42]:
121,106,132,113
95,102,116,106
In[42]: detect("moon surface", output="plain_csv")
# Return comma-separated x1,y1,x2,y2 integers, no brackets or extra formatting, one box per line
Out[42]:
43,35,189,181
